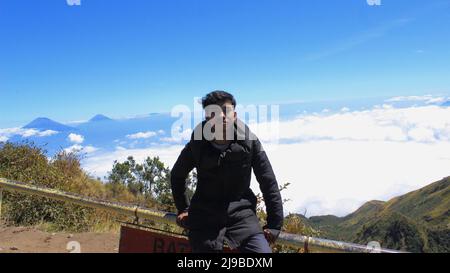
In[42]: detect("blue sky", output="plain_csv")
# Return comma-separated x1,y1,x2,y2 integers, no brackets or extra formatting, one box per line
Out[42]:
1,0,450,128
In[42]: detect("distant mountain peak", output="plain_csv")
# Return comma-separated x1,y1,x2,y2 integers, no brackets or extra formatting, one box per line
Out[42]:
89,114,113,122
23,117,75,132
28,117,51,123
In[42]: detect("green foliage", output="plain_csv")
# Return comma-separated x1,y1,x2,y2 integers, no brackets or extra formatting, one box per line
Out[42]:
0,142,195,234
0,142,96,231
427,228,450,252
354,211,426,252
107,156,168,198
283,213,320,237
105,155,196,212
0,143,143,232
310,200,386,241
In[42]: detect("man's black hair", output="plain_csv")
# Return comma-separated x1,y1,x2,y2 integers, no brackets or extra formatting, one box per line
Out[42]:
201,90,236,109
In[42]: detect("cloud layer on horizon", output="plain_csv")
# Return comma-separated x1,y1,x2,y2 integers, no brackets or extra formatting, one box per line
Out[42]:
78,103,450,217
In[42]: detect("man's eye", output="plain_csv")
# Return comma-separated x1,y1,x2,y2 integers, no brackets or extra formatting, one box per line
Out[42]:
222,107,232,114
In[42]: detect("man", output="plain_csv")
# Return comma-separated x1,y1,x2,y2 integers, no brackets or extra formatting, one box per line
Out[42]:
170,90,283,253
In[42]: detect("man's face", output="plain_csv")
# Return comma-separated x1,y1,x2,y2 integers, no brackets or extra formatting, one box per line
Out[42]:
205,100,237,140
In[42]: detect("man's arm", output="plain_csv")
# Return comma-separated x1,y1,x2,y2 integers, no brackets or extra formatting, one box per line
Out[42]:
252,138,284,235
170,141,195,215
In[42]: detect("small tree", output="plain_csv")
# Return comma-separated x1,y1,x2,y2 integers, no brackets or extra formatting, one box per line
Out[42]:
105,156,197,212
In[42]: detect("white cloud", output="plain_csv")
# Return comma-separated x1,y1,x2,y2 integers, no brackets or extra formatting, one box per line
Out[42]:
126,131,157,139
115,146,127,151
251,105,450,144
81,104,450,217
65,119,88,125
252,104,450,216
68,133,84,144
407,127,435,142
386,94,446,104
64,144,99,154
261,140,450,217
83,145,99,153
160,128,192,144
82,144,184,178
39,130,59,137
21,129,41,137
0,127,59,140
64,144,83,153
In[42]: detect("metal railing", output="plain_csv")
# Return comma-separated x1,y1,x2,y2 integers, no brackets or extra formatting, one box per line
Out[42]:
0,178,404,253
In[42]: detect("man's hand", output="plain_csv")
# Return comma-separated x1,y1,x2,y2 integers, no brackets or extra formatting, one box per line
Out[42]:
263,228,278,245
176,211,189,229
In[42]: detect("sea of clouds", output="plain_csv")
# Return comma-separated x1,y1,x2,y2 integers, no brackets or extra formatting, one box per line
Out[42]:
80,98,450,217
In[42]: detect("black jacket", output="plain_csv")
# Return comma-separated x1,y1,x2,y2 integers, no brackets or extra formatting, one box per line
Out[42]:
170,119,283,249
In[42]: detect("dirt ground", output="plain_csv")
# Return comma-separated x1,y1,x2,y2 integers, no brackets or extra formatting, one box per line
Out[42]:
0,222,120,253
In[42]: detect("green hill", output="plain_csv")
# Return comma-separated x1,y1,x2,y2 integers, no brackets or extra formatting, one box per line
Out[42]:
305,177,450,252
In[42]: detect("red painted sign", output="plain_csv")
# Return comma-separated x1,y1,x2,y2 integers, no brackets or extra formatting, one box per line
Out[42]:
119,224,238,253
